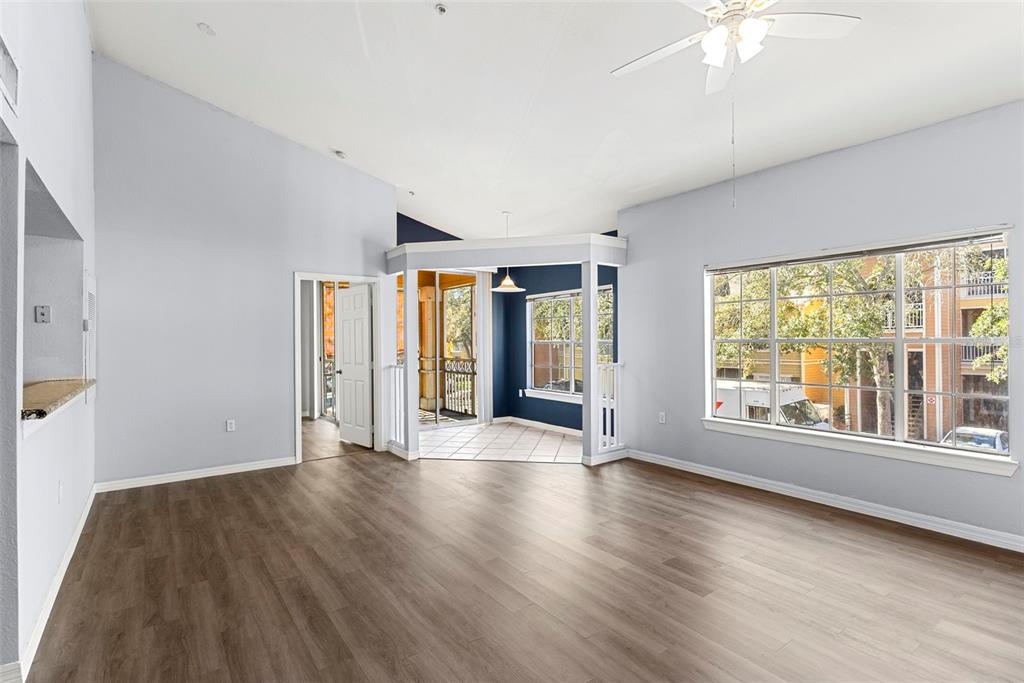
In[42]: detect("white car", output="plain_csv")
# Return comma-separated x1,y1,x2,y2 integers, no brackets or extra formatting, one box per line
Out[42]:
715,380,829,430
941,427,1009,454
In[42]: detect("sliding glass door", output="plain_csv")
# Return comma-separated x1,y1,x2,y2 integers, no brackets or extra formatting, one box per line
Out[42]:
442,280,475,419
396,271,478,427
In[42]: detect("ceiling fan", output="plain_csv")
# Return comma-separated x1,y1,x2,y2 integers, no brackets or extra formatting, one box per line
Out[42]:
611,0,861,95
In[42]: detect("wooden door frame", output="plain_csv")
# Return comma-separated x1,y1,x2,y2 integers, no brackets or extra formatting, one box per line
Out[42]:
293,272,383,464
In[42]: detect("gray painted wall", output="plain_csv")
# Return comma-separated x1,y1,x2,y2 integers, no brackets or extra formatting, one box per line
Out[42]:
23,235,84,383
619,101,1024,536
93,56,396,482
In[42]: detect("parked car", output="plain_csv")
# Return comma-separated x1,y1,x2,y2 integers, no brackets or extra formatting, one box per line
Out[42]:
940,427,1009,454
715,381,829,430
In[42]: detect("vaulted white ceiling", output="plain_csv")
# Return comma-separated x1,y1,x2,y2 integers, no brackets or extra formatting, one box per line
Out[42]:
88,1,1023,239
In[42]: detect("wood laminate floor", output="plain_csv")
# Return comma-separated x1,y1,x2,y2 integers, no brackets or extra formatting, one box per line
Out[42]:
29,454,1023,682
302,418,373,462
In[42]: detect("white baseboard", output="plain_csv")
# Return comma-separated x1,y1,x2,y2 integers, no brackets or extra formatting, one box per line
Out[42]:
388,442,419,461
93,457,294,493
628,449,1024,553
19,486,96,682
583,448,629,467
493,416,582,437
1,661,22,683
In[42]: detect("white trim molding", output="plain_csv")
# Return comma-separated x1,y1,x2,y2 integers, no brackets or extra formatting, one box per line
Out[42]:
703,418,1018,476
387,232,625,258
493,415,582,437
387,443,419,461
93,457,294,493
704,223,1013,272
386,233,627,273
583,448,629,467
523,389,582,405
19,487,96,682
628,448,1024,552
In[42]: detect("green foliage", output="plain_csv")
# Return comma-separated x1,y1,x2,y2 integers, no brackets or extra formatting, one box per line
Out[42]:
969,298,1009,383
967,252,1009,384
443,285,474,357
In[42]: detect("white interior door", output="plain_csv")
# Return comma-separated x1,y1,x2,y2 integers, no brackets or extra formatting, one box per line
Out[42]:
336,283,373,447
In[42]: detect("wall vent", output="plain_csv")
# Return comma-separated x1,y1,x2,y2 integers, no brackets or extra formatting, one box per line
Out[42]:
0,32,18,111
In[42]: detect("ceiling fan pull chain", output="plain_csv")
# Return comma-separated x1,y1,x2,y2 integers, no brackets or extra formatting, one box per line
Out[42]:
731,98,737,209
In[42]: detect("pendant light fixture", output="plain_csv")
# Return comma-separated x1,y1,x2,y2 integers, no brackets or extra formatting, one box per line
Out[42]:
491,211,525,293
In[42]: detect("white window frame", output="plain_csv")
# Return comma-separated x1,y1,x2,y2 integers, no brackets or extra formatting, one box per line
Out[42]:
703,226,1018,477
526,285,613,403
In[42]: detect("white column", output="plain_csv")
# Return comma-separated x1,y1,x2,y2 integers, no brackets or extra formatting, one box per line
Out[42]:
476,271,493,424
581,261,600,465
402,269,420,458
377,274,398,452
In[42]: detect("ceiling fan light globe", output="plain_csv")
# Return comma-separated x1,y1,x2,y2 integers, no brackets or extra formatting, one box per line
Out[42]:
701,46,728,68
736,39,764,63
738,16,770,44
700,24,729,53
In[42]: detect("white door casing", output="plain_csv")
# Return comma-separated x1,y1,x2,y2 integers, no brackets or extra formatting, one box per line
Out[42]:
336,283,373,447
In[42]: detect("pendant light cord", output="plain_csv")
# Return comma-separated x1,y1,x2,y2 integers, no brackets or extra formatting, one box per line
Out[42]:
731,98,737,210
504,211,511,278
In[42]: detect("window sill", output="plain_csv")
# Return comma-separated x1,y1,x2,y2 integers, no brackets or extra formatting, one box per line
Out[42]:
702,417,1018,477
523,389,582,405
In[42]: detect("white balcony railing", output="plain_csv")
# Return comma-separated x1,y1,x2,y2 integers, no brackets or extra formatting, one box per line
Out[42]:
598,363,623,453
962,345,1001,364
386,364,406,447
962,271,1008,298
884,301,924,330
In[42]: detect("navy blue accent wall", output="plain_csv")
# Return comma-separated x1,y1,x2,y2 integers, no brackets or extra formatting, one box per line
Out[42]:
491,264,617,430
397,213,460,244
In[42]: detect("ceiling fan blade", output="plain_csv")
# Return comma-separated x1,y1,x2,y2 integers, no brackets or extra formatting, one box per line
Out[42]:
705,48,735,95
611,31,707,76
678,0,726,16
748,0,781,11
765,13,861,39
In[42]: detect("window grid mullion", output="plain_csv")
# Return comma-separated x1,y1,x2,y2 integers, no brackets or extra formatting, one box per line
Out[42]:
769,268,778,426
894,253,906,443
569,293,576,396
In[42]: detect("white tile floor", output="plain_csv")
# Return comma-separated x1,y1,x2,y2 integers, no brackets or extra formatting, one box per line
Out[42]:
418,422,583,463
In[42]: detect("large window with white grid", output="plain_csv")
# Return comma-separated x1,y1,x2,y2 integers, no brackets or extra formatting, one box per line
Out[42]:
708,233,1011,460
528,287,614,397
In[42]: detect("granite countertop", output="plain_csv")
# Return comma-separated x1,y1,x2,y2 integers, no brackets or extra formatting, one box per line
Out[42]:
22,379,96,420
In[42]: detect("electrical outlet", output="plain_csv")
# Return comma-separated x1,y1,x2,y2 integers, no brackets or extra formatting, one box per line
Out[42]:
225,419,236,432
658,411,666,424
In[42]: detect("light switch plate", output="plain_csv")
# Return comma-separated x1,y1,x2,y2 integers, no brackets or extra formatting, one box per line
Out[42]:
34,305,50,323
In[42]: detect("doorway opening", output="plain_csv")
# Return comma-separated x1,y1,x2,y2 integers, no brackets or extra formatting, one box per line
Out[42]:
295,273,380,463
397,270,480,429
